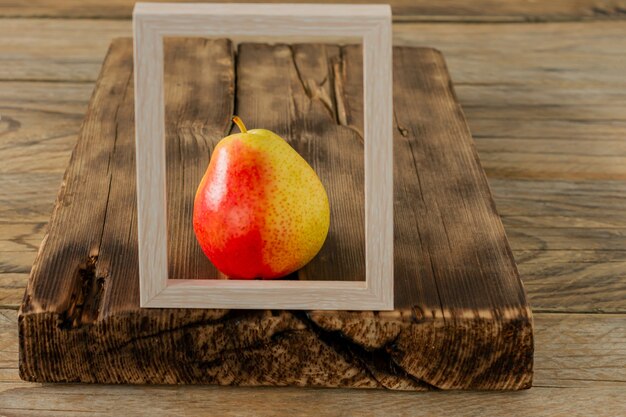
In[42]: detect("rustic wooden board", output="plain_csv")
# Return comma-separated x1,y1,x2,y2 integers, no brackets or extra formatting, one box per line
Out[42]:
4,310,626,415
18,38,532,389
3,20,626,315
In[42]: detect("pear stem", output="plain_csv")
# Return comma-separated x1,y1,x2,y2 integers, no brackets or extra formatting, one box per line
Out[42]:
232,116,248,133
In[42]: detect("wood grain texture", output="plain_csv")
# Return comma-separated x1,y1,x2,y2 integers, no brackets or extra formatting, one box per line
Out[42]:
2,19,626,314
3,310,626,416
0,5,624,414
17,38,531,389
2,386,625,417
163,37,231,282
0,19,130,82
165,40,367,284
2,0,626,22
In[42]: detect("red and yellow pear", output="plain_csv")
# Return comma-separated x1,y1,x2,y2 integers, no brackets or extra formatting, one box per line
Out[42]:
193,116,330,279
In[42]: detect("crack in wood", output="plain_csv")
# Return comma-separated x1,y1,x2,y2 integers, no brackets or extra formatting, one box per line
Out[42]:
98,310,243,355
289,45,336,122
332,46,365,143
57,255,105,329
298,311,436,390
393,110,409,137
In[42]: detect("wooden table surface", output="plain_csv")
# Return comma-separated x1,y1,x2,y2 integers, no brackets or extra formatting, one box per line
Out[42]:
0,1,625,415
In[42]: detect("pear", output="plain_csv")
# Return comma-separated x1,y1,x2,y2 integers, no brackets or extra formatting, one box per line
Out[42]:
193,116,330,279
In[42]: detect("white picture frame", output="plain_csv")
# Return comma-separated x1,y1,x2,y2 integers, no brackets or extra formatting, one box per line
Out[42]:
133,2,393,310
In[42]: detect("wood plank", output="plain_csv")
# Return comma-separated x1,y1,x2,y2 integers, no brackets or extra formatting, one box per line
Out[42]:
496,179,626,228
0,19,130,81
478,137,626,157
516,250,626,264
2,310,626,415
0,223,48,242
233,42,365,283
0,81,91,173
457,82,626,111
478,140,626,180
482,154,626,180
508,228,626,251
21,39,135,319
1,385,624,417
0,240,40,253
533,313,626,388
0,136,77,175
391,47,527,311
0,274,27,308
17,38,531,389
0,252,36,275
395,21,626,87
0,173,66,224
519,261,626,313
161,38,233,282
2,0,626,22
470,118,626,142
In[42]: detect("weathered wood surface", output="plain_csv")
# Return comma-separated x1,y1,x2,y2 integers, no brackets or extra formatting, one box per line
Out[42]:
3,310,626,416
17,37,532,389
1,6,625,414
162,39,366,283
2,19,626,313
2,0,626,22
162,38,231,281
232,42,367,283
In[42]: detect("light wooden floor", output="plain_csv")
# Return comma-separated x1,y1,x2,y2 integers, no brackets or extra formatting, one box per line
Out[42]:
1,1,625,415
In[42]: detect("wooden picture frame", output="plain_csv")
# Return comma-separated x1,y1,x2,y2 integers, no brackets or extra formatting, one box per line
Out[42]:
133,3,393,310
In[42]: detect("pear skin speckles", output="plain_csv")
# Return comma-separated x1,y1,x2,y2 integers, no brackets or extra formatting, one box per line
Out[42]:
193,126,330,279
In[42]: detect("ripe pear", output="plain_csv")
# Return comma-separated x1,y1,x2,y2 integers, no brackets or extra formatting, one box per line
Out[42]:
193,116,330,279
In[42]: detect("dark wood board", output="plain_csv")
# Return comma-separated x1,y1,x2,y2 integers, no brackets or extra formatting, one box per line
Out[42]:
18,38,533,390
163,39,365,282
